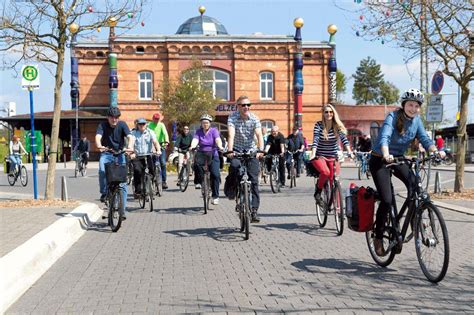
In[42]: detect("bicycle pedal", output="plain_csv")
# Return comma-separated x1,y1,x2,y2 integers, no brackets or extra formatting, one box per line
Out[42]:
404,233,413,243
395,243,403,254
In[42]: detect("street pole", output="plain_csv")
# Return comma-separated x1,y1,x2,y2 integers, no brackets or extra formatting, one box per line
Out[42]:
108,17,118,107
69,23,79,150
293,18,304,130
327,24,337,105
28,87,38,199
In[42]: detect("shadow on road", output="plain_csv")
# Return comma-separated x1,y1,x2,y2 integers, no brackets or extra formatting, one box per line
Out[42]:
253,222,338,237
164,226,245,242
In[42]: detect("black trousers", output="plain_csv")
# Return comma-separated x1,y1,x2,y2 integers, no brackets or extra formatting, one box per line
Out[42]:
265,155,285,185
225,157,260,210
369,155,416,239
132,156,155,194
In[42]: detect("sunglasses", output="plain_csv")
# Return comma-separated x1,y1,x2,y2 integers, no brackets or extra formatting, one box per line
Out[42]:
239,103,251,107
138,123,146,126
324,110,333,114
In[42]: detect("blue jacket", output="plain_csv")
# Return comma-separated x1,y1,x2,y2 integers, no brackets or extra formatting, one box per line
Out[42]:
372,110,433,156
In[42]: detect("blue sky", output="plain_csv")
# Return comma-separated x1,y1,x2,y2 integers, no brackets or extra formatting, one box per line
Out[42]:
1,0,471,126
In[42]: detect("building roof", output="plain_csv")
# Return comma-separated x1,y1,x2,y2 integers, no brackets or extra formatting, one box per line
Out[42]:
176,15,228,35
0,110,103,121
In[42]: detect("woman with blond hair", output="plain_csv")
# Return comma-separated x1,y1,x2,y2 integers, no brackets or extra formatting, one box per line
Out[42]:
310,104,353,200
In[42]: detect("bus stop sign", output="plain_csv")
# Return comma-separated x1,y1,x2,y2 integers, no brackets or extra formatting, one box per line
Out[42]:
431,71,444,96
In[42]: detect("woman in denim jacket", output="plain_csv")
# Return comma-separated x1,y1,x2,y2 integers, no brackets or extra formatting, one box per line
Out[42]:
370,88,445,256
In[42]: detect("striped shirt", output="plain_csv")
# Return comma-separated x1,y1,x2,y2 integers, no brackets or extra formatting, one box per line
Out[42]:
228,111,261,152
312,121,349,158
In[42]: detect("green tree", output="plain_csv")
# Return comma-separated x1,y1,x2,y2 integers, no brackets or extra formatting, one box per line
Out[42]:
352,57,384,104
336,69,346,104
159,60,220,128
380,81,400,105
0,0,148,199
351,1,472,192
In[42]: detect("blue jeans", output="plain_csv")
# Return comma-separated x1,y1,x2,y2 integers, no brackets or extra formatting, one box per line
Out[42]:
99,153,127,214
159,150,167,182
9,154,21,173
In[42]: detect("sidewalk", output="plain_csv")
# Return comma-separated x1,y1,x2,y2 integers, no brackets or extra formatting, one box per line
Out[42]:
341,160,474,172
0,197,102,313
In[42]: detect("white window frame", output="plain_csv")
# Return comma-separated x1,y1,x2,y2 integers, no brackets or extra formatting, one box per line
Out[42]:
261,120,274,135
202,69,230,101
138,71,153,100
260,72,274,100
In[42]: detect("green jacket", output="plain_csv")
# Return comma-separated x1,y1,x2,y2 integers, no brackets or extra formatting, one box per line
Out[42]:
148,121,169,144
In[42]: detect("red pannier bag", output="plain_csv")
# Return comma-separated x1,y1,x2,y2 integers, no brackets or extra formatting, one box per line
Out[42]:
346,186,376,232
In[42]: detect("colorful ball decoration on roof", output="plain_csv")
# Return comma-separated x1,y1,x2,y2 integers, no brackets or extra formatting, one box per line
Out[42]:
88,6,93,13
128,12,134,18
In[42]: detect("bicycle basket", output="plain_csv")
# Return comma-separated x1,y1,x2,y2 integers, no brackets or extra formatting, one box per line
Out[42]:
346,186,375,232
105,163,128,183
305,160,320,177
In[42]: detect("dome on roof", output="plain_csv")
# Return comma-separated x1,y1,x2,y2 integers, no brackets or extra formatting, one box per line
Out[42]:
176,15,228,35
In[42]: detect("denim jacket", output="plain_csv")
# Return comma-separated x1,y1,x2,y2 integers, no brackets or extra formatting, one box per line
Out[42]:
372,110,433,156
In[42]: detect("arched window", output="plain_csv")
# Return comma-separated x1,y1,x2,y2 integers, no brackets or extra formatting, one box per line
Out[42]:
206,69,229,101
260,72,274,100
138,71,153,100
370,122,380,145
260,120,274,135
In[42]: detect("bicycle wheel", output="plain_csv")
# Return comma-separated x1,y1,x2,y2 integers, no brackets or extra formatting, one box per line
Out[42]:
333,181,344,236
155,165,163,197
315,184,328,228
414,203,449,283
74,161,79,178
7,172,15,186
20,166,28,187
81,162,87,176
202,174,209,214
443,155,454,166
179,166,189,192
147,175,154,212
242,183,250,240
358,165,362,180
127,162,133,185
290,162,296,188
108,189,122,232
366,207,396,267
269,170,278,193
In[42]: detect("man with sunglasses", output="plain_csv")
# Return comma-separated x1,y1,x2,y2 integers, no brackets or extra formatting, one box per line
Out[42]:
130,118,161,198
96,107,134,218
225,95,265,223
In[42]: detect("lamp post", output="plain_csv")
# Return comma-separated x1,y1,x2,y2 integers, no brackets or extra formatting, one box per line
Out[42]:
108,17,118,107
327,24,337,105
293,17,304,130
69,23,80,149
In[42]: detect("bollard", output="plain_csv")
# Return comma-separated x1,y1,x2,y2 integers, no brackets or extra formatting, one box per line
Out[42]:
61,175,68,201
64,154,67,168
434,171,441,195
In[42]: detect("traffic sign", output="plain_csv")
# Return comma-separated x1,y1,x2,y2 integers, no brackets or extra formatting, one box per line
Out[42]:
21,65,40,90
431,71,444,95
426,104,443,123
430,95,443,105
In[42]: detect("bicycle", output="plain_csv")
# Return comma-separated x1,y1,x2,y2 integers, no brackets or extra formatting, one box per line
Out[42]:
287,150,298,188
126,156,134,185
103,149,130,232
177,149,192,192
74,151,87,177
267,154,281,194
311,157,344,236
152,153,163,197
225,151,259,240
7,155,28,187
356,152,371,180
200,153,212,214
136,155,155,212
365,155,449,283
258,157,268,185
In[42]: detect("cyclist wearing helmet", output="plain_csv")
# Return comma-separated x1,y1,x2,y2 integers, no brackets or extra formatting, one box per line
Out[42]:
95,106,134,218
149,113,169,189
370,88,445,256
189,114,224,205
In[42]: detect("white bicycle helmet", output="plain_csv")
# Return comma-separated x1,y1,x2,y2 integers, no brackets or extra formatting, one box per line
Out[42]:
200,114,213,122
400,88,424,105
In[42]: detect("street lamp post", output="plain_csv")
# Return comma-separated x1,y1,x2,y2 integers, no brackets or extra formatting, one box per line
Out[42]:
108,17,118,107
327,24,337,105
293,17,304,130
69,23,80,150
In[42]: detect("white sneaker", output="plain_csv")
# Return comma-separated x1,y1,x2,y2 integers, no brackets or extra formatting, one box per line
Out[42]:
195,184,201,189
212,198,219,205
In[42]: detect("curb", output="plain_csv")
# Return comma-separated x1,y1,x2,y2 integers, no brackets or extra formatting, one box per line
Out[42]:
396,193,473,216
0,202,103,313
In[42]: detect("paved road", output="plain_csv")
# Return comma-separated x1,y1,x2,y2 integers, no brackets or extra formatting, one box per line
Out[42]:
6,169,474,313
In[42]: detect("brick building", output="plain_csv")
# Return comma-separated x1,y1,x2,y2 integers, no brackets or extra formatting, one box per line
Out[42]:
74,11,334,153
